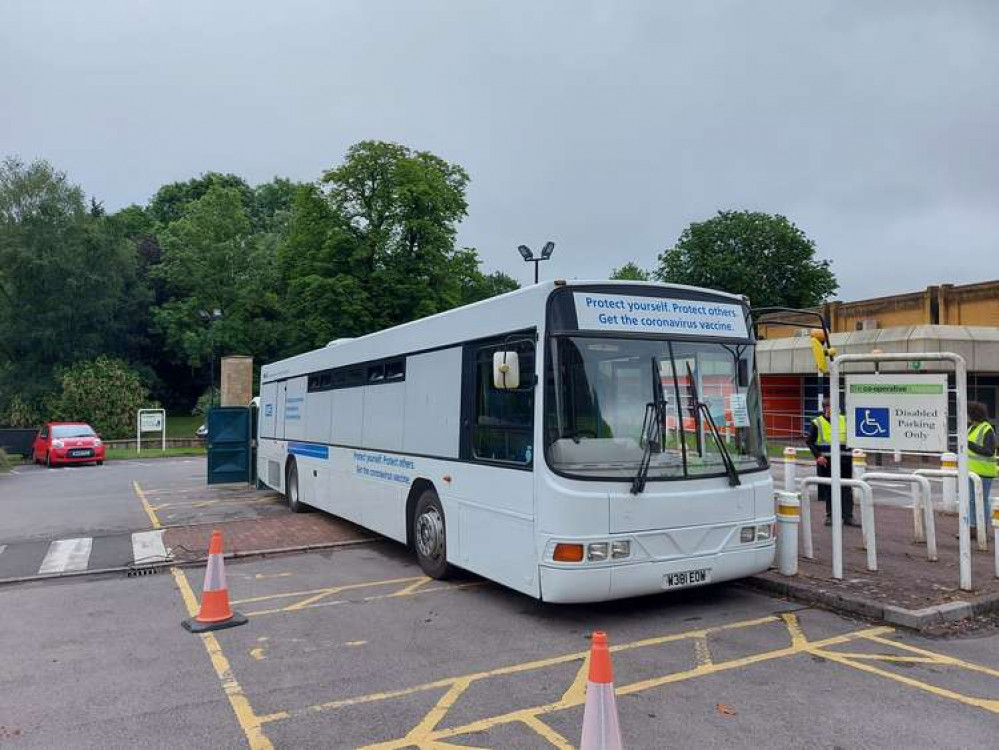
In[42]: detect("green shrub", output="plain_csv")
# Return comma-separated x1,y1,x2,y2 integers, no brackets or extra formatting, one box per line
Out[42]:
46,356,156,439
2,394,41,428
0,447,12,473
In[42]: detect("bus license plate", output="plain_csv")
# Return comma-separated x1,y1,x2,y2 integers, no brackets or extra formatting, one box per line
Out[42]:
663,568,710,589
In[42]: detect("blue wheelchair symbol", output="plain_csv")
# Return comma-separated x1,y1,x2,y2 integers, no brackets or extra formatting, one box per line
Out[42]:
855,407,890,438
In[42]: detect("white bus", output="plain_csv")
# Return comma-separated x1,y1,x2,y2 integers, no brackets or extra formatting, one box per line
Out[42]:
257,280,775,602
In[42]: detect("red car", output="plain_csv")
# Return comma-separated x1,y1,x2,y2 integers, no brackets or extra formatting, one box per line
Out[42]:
33,422,106,467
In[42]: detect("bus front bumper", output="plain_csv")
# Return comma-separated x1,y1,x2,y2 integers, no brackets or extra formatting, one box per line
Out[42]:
538,543,775,603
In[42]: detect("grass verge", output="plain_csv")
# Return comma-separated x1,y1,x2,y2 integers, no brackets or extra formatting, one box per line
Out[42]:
106,446,206,461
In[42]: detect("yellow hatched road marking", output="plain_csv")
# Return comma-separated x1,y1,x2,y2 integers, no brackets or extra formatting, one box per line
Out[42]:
171,567,285,750
132,481,162,529
861,634,999,679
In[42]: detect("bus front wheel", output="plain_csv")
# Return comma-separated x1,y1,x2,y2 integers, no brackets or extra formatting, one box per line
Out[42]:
285,459,308,513
413,490,452,580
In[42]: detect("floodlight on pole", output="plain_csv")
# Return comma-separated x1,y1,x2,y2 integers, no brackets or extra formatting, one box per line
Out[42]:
516,241,555,284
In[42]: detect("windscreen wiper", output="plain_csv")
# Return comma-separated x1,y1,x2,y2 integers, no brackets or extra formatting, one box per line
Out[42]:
631,401,666,494
631,357,666,495
696,401,741,487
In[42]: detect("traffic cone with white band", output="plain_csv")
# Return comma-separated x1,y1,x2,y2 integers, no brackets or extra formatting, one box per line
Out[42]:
580,631,624,750
182,530,247,632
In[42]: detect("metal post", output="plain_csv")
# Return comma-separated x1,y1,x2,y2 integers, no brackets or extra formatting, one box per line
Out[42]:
775,491,800,576
993,507,999,579
955,357,972,591
864,472,936,562
801,476,874,572
852,449,866,480
832,351,970,591
941,453,958,512
829,360,843,580
136,412,141,455
970,473,987,551
796,478,814,560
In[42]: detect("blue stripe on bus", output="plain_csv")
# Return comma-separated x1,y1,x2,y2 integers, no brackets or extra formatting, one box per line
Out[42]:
289,442,329,460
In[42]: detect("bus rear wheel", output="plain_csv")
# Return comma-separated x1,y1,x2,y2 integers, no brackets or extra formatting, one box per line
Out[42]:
285,459,308,513
414,490,452,580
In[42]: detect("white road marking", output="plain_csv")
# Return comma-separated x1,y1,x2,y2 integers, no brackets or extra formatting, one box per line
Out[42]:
132,529,171,564
38,538,93,574
0,545,6,556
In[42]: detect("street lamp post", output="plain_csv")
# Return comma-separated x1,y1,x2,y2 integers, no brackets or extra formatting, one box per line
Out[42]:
200,308,223,408
517,241,556,284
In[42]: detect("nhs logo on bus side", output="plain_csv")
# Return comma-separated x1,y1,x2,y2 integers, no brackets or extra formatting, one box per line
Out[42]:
573,292,748,338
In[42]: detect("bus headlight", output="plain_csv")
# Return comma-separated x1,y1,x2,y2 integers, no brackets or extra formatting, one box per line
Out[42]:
740,526,755,543
587,543,609,562
610,541,631,559
756,523,775,542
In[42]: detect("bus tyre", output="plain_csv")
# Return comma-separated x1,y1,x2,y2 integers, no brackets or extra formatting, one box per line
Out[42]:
285,459,307,513
414,490,452,580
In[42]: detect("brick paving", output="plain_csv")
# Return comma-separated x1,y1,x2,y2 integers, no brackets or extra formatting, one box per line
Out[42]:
164,513,374,560
759,497,999,610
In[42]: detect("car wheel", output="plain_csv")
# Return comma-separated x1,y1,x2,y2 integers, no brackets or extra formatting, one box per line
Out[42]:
46,452,52,468
96,460,104,466
285,459,308,513
413,489,452,580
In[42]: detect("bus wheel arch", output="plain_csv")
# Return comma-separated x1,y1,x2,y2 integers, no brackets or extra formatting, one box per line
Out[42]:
408,481,453,580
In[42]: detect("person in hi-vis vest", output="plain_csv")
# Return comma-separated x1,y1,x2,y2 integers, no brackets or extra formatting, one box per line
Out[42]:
967,401,996,530
805,402,859,527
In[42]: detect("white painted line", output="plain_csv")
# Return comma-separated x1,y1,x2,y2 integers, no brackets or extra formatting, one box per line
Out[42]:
0,545,6,556
38,538,93,574
132,530,171,564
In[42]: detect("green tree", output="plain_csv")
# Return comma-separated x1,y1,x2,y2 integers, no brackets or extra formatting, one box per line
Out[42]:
655,211,838,308
610,262,650,281
153,185,284,369
0,157,146,412
147,172,254,227
46,356,153,438
321,140,472,326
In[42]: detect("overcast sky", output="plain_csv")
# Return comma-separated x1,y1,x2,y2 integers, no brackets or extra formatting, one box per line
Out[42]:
3,1,996,299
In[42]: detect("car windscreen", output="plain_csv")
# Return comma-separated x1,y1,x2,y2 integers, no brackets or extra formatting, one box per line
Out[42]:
52,425,96,438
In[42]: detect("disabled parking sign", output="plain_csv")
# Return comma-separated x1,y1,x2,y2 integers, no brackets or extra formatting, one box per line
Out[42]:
854,407,890,439
845,374,947,452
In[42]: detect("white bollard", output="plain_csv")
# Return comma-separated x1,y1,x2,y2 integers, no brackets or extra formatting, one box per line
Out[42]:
852,449,866,480
775,491,800,576
993,507,999,580
783,446,797,492
941,452,958,513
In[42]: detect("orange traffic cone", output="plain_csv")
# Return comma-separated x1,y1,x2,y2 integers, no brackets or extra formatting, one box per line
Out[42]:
580,631,624,750
182,530,247,633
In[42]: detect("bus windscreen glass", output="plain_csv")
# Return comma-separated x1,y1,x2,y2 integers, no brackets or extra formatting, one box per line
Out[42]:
544,337,766,480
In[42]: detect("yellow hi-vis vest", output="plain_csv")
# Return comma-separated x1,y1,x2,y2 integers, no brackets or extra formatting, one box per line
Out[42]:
814,415,847,448
968,421,997,478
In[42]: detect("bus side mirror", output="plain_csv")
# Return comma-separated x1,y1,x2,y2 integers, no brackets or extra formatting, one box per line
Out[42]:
493,351,521,390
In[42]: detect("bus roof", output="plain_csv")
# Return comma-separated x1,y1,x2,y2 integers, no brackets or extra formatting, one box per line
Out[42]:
261,279,748,383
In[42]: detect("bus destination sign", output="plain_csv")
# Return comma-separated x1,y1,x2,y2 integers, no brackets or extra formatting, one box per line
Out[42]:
573,292,748,338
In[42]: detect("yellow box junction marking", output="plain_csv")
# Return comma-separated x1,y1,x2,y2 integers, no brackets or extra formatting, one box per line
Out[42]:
169,564,999,750
132,481,162,529
171,567,286,750
230,575,481,617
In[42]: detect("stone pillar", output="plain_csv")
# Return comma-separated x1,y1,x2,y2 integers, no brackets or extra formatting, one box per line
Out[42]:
221,356,253,407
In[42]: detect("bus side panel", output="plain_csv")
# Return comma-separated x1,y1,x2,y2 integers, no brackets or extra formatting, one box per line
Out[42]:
403,348,462,458
360,382,406,540
442,464,537,597
260,382,277,439
328,389,365,525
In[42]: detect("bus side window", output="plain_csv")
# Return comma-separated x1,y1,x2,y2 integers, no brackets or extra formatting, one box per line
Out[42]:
471,342,534,465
